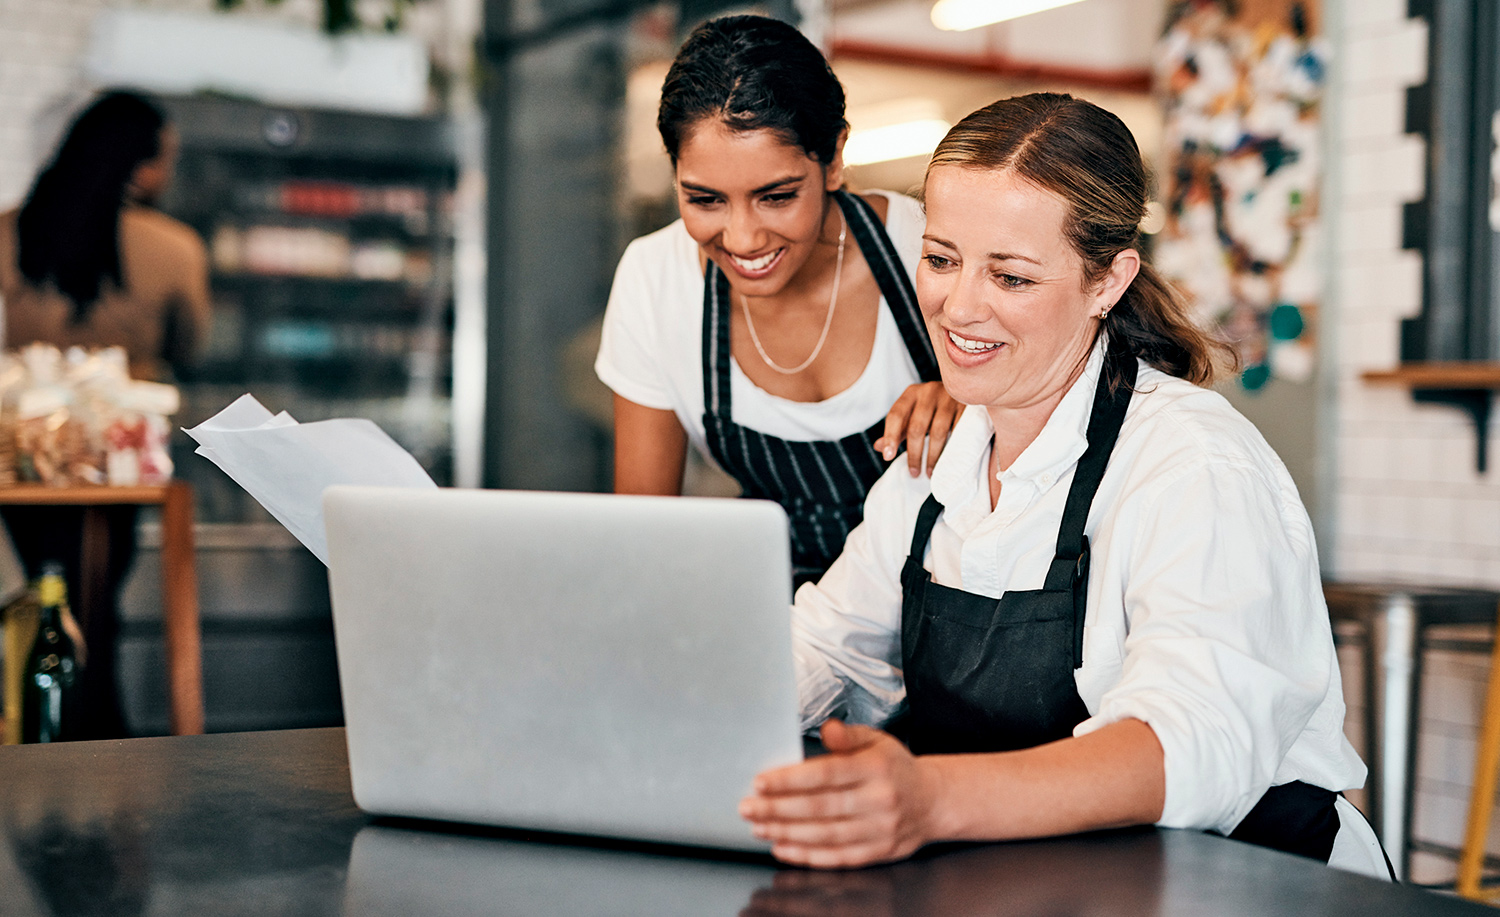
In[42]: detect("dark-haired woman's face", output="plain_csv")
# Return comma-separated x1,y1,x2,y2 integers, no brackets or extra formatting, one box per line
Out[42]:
674,121,842,297
128,126,178,205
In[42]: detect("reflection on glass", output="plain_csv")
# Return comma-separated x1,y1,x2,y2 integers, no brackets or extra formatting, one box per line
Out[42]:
343,825,776,917
740,831,1166,917
343,824,1168,917
11,814,148,917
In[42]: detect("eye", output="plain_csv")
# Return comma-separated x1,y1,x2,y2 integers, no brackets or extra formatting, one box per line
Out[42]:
921,253,954,271
683,192,721,207
762,190,798,205
996,273,1032,289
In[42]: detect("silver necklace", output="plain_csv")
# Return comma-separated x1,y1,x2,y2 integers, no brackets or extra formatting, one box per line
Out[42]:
739,207,846,375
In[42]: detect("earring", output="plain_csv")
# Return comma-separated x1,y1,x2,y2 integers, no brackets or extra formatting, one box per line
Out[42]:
1098,306,1111,319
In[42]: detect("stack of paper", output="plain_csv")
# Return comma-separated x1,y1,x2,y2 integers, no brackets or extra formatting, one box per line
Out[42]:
185,394,436,564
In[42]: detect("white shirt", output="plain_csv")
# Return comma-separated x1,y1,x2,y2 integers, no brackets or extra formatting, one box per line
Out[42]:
791,340,1366,836
594,190,926,463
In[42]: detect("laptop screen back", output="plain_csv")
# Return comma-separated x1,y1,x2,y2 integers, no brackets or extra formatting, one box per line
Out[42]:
323,486,802,851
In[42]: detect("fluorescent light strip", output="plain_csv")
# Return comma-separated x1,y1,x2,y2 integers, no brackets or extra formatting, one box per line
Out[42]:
844,119,952,166
931,0,1089,31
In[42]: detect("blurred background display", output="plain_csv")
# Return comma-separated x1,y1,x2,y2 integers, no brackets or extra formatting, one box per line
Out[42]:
113,95,460,735
159,94,460,524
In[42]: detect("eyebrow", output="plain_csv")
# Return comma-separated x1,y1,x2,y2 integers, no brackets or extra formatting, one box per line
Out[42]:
922,234,1045,266
680,175,805,196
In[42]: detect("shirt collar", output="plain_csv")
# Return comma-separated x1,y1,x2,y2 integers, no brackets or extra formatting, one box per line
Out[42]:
929,335,1108,506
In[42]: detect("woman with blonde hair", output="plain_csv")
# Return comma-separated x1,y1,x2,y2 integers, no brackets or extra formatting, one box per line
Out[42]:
739,92,1389,878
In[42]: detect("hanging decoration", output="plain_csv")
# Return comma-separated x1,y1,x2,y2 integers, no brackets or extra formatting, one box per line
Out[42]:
1153,0,1326,391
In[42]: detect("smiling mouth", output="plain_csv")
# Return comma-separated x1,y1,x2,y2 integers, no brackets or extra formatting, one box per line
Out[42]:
727,248,785,274
948,330,1003,354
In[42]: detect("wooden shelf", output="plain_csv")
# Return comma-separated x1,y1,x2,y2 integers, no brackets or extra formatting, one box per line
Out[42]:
1363,363,1500,388
1361,363,1500,472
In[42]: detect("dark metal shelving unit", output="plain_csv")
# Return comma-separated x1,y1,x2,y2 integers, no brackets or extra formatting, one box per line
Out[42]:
117,95,459,735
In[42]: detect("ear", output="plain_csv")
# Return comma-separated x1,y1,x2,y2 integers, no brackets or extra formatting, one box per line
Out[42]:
1095,248,1141,313
824,128,849,192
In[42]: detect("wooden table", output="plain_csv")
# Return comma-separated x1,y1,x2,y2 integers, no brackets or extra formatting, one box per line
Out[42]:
0,728,1488,916
0,482,203,735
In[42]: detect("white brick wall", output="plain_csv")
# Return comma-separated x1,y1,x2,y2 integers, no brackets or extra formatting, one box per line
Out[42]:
1342,16,1427,90
1328,3,1500,585
1328,0,1500,884
0,0,459,209
0,0,108,209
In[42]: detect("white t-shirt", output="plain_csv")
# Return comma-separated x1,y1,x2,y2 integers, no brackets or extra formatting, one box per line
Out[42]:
594,190,926,465
791,338,1367,838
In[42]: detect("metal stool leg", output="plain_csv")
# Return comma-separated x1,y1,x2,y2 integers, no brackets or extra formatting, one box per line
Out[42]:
1370,592,1418,881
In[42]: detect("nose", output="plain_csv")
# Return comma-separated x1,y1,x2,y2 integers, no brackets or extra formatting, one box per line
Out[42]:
942,269,992,326
721,203,766,254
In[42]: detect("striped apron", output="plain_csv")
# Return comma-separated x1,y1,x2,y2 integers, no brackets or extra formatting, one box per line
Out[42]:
701,190,940,586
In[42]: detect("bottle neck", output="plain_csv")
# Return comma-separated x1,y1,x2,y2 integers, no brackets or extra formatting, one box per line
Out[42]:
35,602,63,632
36,574,66,609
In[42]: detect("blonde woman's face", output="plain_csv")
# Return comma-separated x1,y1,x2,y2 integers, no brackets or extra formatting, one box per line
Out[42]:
917,165,1117,412
674,121,843,297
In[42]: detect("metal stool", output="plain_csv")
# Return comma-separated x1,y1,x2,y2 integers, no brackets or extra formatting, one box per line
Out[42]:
1323,582,1500,881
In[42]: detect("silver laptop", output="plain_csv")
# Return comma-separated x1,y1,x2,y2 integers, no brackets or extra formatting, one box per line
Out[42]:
322,486,803,851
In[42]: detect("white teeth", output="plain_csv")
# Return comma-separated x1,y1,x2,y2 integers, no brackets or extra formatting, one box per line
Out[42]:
949,331,1001,354
730,250,780,272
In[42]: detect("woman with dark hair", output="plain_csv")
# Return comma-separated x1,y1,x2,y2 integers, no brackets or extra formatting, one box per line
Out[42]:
0,89,210,739
2,89,210,380
738,93,1389,877
595,15,959,586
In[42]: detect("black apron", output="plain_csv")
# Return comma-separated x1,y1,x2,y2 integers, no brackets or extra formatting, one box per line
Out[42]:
702,190,940,586
897,336,1341,863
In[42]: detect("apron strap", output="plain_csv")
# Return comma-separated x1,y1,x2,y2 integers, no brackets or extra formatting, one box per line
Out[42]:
833,191,941,383
908,494,945,560
1043,336,1137,592
909,336,1136,598
701,267,734,417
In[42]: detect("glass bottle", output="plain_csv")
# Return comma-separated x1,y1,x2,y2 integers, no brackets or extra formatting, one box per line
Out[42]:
22,562,77,743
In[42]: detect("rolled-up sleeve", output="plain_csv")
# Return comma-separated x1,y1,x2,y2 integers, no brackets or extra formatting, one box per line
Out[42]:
1077,458,1333,834
595,237,674,411
791,465,921,731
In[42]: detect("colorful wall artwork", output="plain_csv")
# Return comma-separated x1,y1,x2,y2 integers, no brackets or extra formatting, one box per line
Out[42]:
1153,0,1326,391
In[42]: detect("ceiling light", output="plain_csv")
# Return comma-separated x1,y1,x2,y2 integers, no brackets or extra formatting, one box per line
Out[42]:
930,0,1089,31
845,99,951,166
846,120,952,166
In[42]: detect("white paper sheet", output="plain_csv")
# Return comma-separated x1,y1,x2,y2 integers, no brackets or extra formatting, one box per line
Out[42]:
185,394,436,564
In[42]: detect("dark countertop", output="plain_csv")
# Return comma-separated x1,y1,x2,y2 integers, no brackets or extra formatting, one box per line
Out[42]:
0,728,1486,916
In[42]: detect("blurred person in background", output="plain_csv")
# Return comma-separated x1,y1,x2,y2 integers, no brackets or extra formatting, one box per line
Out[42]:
2,89,210,380
0,89,211,739
596,15,960,587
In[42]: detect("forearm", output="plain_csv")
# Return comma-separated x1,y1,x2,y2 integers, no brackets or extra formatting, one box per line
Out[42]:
922,718,1165,842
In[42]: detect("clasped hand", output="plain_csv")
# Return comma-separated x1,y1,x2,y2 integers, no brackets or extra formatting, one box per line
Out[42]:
739,719,939,868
